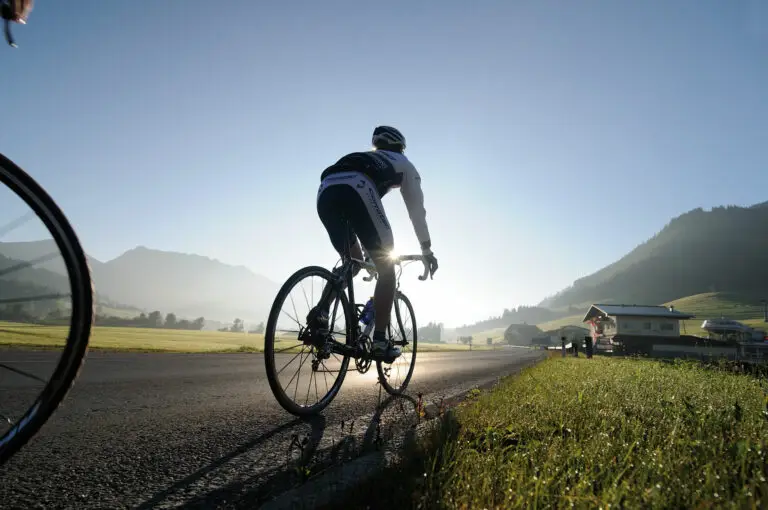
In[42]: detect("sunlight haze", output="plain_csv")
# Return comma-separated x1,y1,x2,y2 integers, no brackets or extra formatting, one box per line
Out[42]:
3,0,767,327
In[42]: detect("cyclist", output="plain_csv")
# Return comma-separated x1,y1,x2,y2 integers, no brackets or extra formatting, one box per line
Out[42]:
1,0,33,24
310,126,438,363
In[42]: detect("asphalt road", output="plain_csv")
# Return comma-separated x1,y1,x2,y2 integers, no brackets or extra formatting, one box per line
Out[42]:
0,348,543,509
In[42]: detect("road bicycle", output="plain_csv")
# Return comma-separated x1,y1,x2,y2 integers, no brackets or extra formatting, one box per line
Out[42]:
264,227,430,416
1,3,94,466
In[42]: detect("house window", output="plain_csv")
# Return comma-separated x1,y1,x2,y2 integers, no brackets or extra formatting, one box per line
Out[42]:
660,323,674,331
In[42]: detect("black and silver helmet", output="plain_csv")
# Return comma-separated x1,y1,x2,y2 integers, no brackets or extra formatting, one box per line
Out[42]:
372,125,406,152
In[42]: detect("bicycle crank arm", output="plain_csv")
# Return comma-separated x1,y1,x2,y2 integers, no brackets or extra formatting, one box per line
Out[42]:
327,339,358,358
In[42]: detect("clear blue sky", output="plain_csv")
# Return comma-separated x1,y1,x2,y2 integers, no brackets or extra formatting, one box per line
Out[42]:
3,0,767,327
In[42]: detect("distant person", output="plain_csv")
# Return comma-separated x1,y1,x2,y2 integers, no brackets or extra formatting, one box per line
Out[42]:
309,126,438,362
2,0,33,24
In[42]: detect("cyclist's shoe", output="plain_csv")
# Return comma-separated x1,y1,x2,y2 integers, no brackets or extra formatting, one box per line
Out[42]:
372,332,401,363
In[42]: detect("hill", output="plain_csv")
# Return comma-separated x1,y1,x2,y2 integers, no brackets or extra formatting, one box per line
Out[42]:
454,305,577,336
540,203,768,309
0,241,280,323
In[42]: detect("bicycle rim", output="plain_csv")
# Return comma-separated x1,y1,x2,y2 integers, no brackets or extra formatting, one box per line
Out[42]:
0,153,94,466
264,265,352,416
377,291,417,395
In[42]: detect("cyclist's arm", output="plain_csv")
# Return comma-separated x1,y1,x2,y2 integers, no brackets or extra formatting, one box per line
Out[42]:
398,163,432,252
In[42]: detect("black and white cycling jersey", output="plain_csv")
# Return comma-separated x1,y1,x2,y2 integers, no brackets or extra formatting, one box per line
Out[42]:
319,149,431,250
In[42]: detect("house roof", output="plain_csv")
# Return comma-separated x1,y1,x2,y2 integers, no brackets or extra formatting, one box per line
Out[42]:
582,304,696,322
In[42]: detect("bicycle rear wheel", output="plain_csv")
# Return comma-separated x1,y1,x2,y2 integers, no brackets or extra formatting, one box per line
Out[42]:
0,153,94,466
264,266,353,416
377,291,417,395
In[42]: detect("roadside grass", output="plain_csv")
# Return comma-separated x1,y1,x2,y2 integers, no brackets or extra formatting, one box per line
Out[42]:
0,321,492,353
330,356,768,509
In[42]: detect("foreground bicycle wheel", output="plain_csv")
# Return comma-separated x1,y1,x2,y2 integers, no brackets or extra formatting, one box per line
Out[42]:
0,153,94,466
264,266,353,416
377,291,417,395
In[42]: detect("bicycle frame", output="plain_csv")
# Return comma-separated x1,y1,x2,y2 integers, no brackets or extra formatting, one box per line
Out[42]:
316,252,426,358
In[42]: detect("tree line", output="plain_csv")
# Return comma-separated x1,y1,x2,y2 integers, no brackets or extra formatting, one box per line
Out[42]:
95,311,206,330
418,321,444,343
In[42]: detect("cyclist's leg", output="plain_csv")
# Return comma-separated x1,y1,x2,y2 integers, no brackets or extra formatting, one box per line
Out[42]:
345,181,399,361
309,182,363,332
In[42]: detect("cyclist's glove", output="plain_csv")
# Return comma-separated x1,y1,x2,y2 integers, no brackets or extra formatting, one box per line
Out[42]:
2,0,33,23
421,248,438,279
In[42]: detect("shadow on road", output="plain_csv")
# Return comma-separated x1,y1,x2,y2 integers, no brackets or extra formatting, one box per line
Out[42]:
135,415,327,510
137,384,424,509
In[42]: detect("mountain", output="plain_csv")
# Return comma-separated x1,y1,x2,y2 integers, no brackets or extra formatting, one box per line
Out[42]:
91,246,279,323
0,241,280,323
541,203,768,309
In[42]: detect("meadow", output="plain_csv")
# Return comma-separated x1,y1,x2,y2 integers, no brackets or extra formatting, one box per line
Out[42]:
0,321,493,353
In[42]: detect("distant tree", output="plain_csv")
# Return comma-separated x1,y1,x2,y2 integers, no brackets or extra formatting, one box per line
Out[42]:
249,321,265,334
487,338,492,346
165,313,177,329
193,317,205,330
230,318,244,333
147,310,163,327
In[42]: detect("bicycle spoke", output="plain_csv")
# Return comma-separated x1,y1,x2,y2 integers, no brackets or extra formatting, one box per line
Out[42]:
291,350,309,403
313,364,319,403
300,281,311,312
276,347,306,376
0,211,35,239
288,293,301,330
279,308,302,329
0,251,60,278
0,293,69,306
0,363,47,384
274,343,303,354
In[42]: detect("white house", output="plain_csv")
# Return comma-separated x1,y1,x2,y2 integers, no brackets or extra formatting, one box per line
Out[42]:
583,304,696,340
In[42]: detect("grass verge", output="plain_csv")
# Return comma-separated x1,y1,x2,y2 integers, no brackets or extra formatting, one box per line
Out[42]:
328,356,768,509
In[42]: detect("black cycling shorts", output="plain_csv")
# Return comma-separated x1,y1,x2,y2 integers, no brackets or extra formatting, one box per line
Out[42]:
316,172,394,260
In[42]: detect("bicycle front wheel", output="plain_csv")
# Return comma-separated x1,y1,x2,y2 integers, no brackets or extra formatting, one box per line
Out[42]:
0,153,94,466
264,265,353,416
377,291,417,395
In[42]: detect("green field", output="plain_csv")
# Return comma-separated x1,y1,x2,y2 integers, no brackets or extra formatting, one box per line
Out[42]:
536,314,586,332
335,356,768,509
665,292,767,321
462,327,508,343
0,321,486,353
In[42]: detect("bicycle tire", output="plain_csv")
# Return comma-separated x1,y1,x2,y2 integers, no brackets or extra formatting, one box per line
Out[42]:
264,265,352,416
0,153,94,466
377,291,417,395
